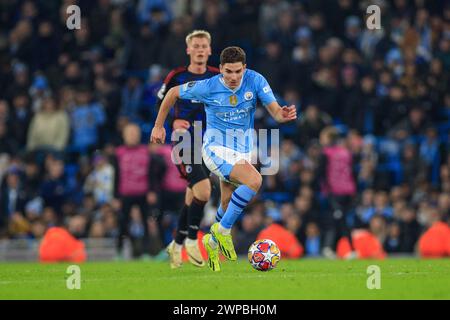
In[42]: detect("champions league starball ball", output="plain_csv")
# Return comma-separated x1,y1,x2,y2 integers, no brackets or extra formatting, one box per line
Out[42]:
248,239,281,271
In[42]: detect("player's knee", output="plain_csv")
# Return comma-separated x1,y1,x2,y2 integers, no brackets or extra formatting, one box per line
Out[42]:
192,179,211,202
247,173,262,192
195,189,210,202
185,188,193,205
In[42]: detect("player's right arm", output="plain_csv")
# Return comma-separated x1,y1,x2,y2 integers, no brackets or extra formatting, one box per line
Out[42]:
156,68,190,130
150,86,181,144
150,79,209,144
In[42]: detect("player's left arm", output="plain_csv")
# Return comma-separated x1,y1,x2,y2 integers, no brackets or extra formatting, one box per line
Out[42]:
256,73,297,123
266,101,297,123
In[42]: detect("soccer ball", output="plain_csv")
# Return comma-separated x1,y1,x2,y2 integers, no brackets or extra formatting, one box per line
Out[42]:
248,239,281,271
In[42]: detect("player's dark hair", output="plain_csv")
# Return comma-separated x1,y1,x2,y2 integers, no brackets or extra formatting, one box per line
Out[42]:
220,46,246,65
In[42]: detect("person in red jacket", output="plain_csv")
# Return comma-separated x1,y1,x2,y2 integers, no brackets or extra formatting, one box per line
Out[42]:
257,222,304,259
418,209,450,258
39,227,86,263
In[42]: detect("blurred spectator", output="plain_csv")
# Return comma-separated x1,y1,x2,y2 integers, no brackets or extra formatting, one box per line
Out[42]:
418,208,450,258
151,143,185,213
94,78,121,141
69,87,106,153
9,20,34,66
22,154,42,199
24,196,43,225
401,142,425,186
26,97,70,152
39,227,87,263
304,222,321,256
398,206,421,253
193,2,228,67
10,92,32,147
357,137,378,190
142,65,164,122
6,63,30,101
84,152,115,206
419,127,440,184
159,17,189,69
295,104,332,149
30,219,46,239
355,75,378,135
0,121,17,156
62,61,84,88
257,221,304,259
389,106,431,141
120,75,145,122
29,74,52,113
0,167,27,236
360,190,394,224
256,40,289,95
384,221,402,253
369,215,387,245
337,228,386,259
127,23,160,70
113,124,165,257
137,0,172,33
258,0,291,40
318,126,357,258
40,156,69,219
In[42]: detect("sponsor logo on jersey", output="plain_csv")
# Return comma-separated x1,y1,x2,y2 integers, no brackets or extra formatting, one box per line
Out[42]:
183,81,196,90
229,95,238,106
157,84,166,99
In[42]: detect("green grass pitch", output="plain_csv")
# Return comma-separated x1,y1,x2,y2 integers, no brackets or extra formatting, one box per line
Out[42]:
0,258,449,299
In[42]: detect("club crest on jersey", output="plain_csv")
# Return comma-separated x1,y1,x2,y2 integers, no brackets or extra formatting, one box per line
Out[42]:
244,91,253,101
183,81,196,90
229,95,238,106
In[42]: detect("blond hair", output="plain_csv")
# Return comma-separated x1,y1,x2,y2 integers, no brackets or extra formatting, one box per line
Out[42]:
185,30,211,46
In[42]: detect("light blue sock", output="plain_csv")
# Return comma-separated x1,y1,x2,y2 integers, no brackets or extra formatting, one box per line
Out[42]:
215,205,224,222
220,185,257,229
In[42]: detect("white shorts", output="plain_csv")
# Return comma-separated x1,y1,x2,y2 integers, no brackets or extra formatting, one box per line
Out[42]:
202,144,253,185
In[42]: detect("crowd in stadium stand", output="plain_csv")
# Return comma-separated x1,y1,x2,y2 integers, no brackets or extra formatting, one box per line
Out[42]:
0,0,449,259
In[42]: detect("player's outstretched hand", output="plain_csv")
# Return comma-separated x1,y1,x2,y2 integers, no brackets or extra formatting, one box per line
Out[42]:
150,126,166,144
280,105,297,122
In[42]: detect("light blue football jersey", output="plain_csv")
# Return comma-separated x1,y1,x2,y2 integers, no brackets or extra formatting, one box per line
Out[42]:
179,69,277,153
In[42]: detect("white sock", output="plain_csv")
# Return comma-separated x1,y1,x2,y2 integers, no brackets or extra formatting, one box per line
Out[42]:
209,236,218,249
218,223,231,235
185,238,197,246
174,242,183,250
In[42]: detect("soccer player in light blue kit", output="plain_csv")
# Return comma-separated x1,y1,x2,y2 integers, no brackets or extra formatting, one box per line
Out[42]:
151,47,297,271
